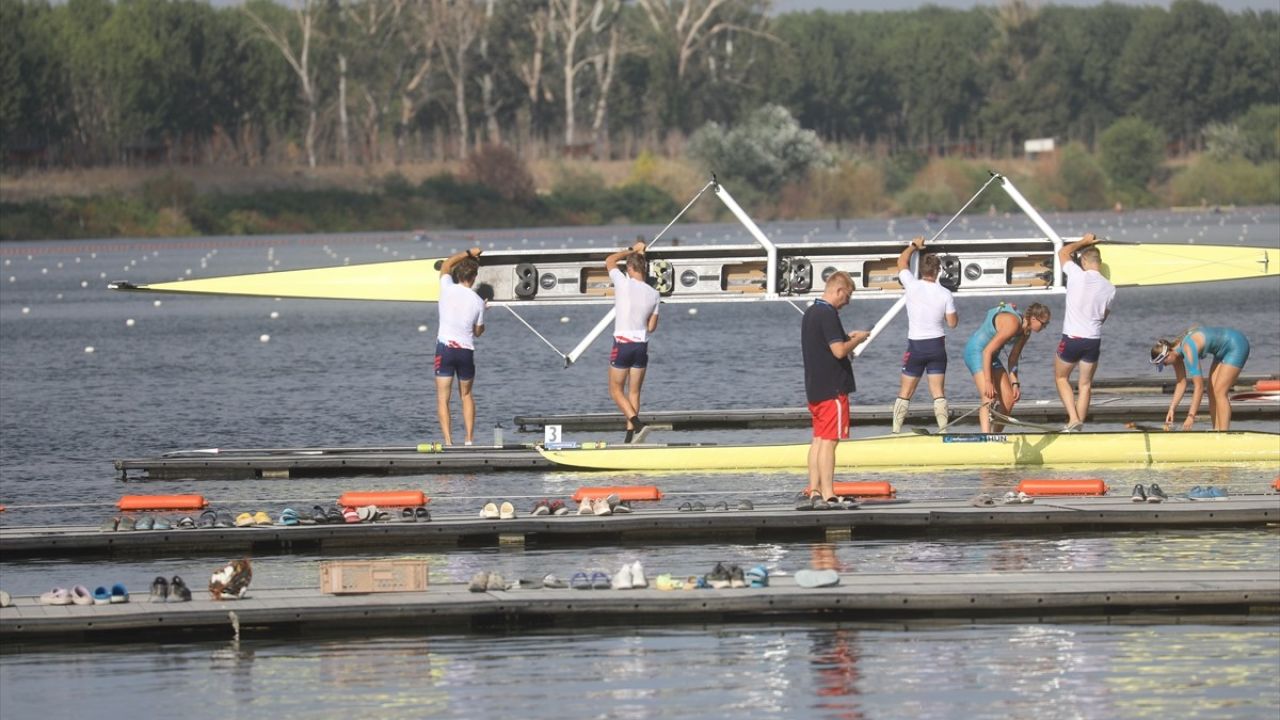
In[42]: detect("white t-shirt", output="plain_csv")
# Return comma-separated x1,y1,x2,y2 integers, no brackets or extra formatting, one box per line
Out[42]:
436,274,486,349
1062,262,1115,339
610,267,660,342
899,269,956,341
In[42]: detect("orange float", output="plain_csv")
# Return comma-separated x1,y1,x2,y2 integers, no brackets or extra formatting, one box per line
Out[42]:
117,494,208,511
572,486,663,502
339,490,427,508
1272,476,1279,491
1254,379,1280,392
832,481,896,498
1016,479,1108,497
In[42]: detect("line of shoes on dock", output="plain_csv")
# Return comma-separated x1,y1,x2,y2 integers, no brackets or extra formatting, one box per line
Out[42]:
467,561,778,593
794,493,860,511
677,499,754,512
35,583,136,606
99,505,432,532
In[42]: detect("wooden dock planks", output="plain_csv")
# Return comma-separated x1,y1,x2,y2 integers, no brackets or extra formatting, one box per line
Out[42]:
3,570,1276,642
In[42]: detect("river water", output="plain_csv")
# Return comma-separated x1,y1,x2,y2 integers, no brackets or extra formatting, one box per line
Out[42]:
1,206,1278,718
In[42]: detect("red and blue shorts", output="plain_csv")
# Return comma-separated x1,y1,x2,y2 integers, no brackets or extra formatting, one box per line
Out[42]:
808,394,850,441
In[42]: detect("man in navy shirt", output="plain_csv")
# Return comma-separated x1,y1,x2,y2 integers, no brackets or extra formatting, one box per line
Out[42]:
802,271,870,507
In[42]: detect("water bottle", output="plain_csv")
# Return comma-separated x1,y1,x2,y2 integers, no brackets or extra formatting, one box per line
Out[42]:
493,422,504,448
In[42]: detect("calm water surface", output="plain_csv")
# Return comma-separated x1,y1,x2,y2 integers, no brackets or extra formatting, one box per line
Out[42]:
1,207,1278,717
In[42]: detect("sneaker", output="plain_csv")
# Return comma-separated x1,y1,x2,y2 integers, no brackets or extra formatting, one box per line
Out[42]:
1131,484,1147,502
794,569,839,588
468,572,489,592
729,565,747,589
737,499,755,511
531,500,551,516
1003,491,1019,505
542,574,568,589
605,493,621,509
415,506,431,522
118,515,137,531
590,571,611,590
1146,484,1168,503
592,497,612,516
499,501,516,520
746,565,770,588
480,502,500,519
170,576,192,602
1018,491,1035,504
550,500,568,516
401,507,417,522
707,562,732,589
136,515,155,531
487,572,505,591
153,517,172,531
150,576,169,602
630,561,647,588
612,501,633,514
342,507,360,524
611,564,634,590
1062,421,1083,433
570,572,592,590
1208,486,1229,498
577,499,594,515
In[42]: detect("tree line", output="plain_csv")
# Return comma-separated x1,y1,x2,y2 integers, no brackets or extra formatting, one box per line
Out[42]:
1,0,1277,171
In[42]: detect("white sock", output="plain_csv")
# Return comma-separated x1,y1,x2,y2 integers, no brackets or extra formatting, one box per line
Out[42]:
934,397,949,430
891,397,910,433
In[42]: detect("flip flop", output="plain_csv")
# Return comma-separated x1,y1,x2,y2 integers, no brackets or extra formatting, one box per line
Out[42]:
691,501,706,512
590,571,612,590
794,493,812,511
794,569,839,588
234,512,255,528
214,510,235,528
196,510,217,528
0,591,10,607
570,572,592,590
278,509,298,526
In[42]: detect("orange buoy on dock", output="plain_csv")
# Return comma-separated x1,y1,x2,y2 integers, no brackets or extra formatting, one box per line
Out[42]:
573,486,663,502
1255,379,1280,392
832,481,896,498
117,495,208,511
339,490,427,508
1016,479,1108,497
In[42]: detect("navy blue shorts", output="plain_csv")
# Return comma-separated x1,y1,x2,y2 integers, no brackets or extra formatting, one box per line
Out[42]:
434,342,476,380
609,340,650,369
901,337,947,378
1056,335,1101,364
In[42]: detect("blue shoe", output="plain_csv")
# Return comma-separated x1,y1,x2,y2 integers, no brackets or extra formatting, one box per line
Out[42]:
570,572,591,590
1188,486,1212,500
92,586,111,604
279,508,299,526
110,583,129,603
1208,486,1229,498
746,565,770,588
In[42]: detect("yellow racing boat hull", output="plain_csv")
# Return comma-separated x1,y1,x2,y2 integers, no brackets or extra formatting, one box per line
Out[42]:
538,431,1280,471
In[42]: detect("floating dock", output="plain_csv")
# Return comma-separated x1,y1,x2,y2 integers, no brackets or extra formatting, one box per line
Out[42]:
4,496,1277,560
3,570,1276,642
516,396,1279,432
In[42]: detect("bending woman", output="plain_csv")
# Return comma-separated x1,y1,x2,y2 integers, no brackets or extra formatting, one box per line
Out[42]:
1150,327,1250,431
963,302,1051,433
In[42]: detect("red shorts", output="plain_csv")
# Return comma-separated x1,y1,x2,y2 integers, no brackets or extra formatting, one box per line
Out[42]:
808,395,850,440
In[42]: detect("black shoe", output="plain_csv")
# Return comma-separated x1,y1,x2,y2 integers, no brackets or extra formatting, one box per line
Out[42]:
1147,483,1168,503
708,562,732,589
1131,484,1147,502
629,415,646,431
811,495,831,511
794,493,812,511
624,429,635,444
149,576,169,602
170,576,192,601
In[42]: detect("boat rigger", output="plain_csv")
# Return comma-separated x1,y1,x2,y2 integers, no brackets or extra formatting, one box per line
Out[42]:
537,430,1280,471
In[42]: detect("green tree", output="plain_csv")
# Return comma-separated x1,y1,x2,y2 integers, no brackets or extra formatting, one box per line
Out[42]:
1237,104,1280,162
688,103,829,195
1098,117,1164,193
1055,142,1107,210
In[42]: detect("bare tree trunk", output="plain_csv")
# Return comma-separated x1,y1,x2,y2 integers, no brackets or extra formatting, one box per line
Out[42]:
338,53,351,165
590,24,619,157
433,0,479,159
479,0,500,145
513,7,550,140
244,0,320,168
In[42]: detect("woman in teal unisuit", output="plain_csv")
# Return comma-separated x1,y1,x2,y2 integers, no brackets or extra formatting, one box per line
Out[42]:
1150,326,1250,431
963,301,1052,433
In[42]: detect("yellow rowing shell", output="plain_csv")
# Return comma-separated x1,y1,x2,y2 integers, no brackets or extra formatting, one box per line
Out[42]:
537,431,1280,471
108,241,1276,303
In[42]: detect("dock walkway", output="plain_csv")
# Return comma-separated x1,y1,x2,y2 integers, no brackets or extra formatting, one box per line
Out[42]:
3,570,1275,642
4,496,1276,560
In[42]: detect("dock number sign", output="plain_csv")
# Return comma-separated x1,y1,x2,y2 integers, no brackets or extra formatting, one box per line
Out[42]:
544,425,562,444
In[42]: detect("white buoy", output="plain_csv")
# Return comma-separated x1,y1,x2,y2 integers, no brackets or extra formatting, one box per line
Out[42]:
560,316,570,324
126,318,135,327
259,334,270,343
7,276,13,283
55,293,62,299
21,307,30,314
153,300,162,307
81,280,88,288
688,308,698,315
84,346,95,353
41,268,47,274
269,311,279,319
418,325,428,333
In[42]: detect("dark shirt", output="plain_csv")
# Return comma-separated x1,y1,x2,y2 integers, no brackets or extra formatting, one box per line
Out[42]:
802,300,855,404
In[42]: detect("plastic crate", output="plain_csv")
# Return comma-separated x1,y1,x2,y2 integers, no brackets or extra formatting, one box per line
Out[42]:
320,559,428,594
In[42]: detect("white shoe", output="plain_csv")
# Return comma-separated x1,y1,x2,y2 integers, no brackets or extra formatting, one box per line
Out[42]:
630,561,647,588
592,497,613,516
611,564,634,590
1003,491,1019,505
578,499,594,515
480,502,499,519
499,501,516,520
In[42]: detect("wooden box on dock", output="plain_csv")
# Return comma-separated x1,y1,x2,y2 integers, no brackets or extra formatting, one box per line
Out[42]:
320,559,428,594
